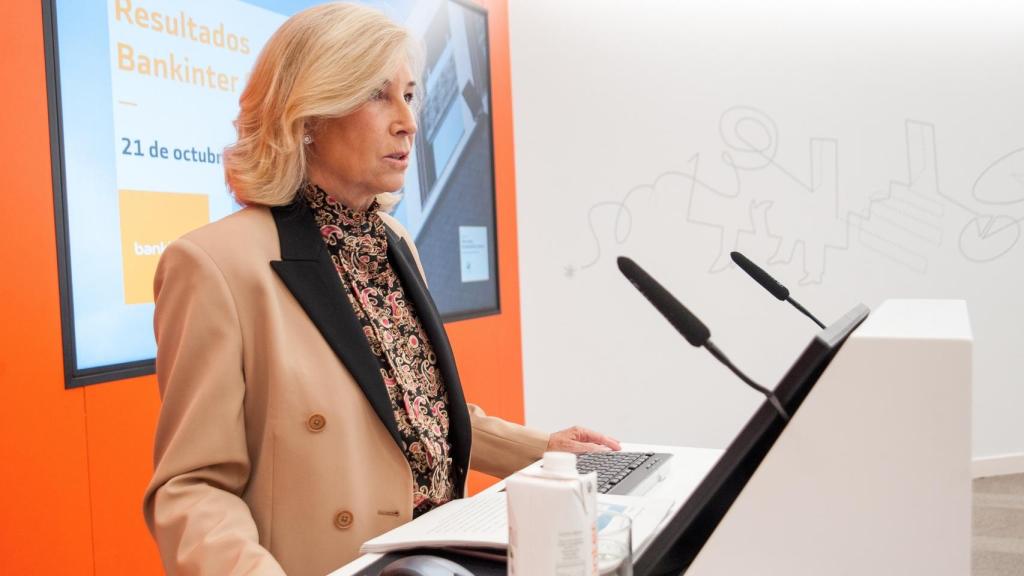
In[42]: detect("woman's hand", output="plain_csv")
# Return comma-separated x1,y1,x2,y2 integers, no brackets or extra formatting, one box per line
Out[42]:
547,426,621,453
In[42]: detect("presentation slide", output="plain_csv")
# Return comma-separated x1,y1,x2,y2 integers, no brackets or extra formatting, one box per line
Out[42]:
51,0,499,380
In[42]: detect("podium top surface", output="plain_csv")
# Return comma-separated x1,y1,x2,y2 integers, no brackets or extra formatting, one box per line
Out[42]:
327,444,724,576
854,299,972,341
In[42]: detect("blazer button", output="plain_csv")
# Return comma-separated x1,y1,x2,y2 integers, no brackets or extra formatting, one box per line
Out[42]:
307,413,326,432
334,510,354,530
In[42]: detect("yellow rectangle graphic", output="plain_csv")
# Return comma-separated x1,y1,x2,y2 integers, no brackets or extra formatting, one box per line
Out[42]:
119,190,209,304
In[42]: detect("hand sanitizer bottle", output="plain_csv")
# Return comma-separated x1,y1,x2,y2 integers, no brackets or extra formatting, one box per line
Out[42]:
506,452,598,576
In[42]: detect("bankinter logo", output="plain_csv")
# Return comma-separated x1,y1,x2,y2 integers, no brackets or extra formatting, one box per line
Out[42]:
119,190,208,304
134,241,168,256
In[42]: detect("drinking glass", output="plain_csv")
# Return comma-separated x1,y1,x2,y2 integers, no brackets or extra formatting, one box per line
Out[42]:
597,512,632,576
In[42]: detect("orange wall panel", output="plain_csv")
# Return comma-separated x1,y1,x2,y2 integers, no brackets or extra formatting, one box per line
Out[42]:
84,377,162,574
0,1,95,574
447,0,530,495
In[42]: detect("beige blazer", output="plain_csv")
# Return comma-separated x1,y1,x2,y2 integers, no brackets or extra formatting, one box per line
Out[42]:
143,200,548,576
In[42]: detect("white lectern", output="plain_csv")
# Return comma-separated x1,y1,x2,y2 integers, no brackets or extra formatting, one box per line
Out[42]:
683,299,972,575
330,299,972,576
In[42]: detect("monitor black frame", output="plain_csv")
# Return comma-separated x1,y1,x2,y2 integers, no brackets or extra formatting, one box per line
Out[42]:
41,0,501,388
413,0,502,326
42,0,152,388
633,303,870,576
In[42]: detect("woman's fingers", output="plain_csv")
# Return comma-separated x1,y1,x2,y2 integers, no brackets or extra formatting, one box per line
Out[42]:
547,426,621,453
572,427,622,451
565,440,612,453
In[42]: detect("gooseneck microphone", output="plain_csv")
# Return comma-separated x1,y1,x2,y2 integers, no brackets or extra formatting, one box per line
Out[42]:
729,252,826,329
617,256,790,421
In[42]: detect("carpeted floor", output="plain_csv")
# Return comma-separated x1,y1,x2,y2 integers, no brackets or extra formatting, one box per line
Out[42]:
973,473,1024,575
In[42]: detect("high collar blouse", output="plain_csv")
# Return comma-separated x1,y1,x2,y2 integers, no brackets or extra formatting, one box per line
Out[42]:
304,185,454,517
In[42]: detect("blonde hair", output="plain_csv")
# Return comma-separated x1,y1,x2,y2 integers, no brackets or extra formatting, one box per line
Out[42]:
225,3,419,208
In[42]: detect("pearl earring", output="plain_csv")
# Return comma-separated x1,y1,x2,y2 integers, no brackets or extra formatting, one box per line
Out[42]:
303,134,313,145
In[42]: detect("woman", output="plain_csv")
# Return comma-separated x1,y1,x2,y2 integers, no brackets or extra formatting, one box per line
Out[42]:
143,4,619,575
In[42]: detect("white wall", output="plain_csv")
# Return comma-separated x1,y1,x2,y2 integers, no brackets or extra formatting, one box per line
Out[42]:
509,0,1024,460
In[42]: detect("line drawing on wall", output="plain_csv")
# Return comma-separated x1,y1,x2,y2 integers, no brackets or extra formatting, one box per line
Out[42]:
697,106,847,283
571,107,1022,281
955,146,1024,262
849,120,944,273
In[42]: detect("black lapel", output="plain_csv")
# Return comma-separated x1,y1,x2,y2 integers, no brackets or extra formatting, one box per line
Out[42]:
269,201,403,451
383,225,473,489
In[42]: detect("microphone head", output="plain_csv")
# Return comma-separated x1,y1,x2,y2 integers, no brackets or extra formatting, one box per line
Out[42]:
730,251,789,300
617,256,711,347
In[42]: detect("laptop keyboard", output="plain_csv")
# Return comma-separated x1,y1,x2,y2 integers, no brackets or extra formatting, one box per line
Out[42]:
576,451,671,494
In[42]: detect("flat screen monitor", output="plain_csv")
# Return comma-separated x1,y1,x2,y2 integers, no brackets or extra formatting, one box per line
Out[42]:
44,0,500,387
634,303,871,576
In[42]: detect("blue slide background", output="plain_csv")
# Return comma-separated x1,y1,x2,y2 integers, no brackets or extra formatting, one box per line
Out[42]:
54,0,457,373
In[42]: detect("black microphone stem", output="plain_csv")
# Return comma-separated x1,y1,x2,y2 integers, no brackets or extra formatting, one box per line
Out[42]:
786,297,826,329
730,251,828,331
704,340,791,422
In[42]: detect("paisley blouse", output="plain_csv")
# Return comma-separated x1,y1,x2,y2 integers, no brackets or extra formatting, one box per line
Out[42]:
305,185,454,517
